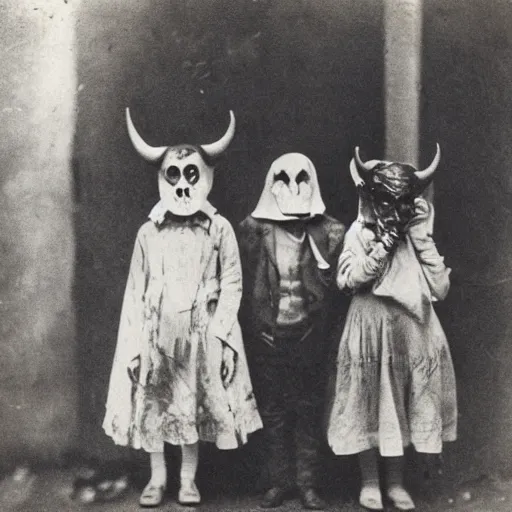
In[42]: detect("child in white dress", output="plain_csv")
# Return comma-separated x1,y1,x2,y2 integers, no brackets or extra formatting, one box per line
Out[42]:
103,109,262,507
327,147,457,511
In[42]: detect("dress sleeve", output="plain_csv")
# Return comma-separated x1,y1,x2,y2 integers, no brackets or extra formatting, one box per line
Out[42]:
208,219,244,352
408,225,451,301
103,227,148,446
336,224,391,292
115,227,148,364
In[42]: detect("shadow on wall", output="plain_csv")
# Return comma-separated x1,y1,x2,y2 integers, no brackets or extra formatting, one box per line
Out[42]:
73,0,384,466
0,0,510,494
422,0,512,476
73,0,512,490
70,0,512,492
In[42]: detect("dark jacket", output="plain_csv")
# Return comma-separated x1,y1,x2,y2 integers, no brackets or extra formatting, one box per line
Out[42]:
237,214,347,360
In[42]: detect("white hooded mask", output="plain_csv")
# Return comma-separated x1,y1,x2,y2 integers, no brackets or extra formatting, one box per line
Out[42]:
252,153,326,220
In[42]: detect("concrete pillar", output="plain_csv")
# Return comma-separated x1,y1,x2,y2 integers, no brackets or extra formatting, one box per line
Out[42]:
0,0,78,466
384,0,422,165
384,0,433,201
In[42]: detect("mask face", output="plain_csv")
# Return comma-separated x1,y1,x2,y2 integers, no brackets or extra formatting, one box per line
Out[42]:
351,146,441,230
368,163,419,234
158,146,213,216
251,153,326,221
370,190,415,237
270,158,314,217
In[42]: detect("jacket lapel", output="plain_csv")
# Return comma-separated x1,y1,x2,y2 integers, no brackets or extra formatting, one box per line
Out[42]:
262,223,279,305
307,219,330,263
262,223,278,270
302,220,331,303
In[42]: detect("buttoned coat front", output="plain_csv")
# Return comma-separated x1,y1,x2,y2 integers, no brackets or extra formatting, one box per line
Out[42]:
238,215,346,361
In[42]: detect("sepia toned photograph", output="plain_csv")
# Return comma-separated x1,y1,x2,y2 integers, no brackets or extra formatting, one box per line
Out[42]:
0,0,511,510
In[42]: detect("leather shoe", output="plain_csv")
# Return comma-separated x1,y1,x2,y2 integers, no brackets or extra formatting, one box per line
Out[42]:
299,487,327,510
260,486,293,508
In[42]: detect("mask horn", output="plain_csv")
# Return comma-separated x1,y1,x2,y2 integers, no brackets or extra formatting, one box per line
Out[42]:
349,158,365,188
126,108,167,163
415,143,441,182
200,110,236,159
351,146,373,186
354,146,374,173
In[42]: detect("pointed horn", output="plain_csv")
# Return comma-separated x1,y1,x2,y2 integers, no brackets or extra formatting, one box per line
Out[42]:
201,110,236,158
354,146,374,174
415,143,441,182
349,158,365,188
126,108,167,163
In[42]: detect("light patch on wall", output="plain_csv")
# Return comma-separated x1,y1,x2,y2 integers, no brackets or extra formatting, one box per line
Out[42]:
0,0,80,463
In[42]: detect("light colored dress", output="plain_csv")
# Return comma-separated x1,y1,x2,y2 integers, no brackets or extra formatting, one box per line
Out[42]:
103,202,262,452
327,213,457,457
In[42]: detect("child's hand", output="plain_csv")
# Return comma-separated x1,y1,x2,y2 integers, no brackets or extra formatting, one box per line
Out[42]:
379,227,401,252
127,355,141,384
221,343,237,388
407,198,430,230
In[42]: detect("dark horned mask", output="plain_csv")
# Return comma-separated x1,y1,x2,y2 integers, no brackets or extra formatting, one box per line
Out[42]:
350,144,440,234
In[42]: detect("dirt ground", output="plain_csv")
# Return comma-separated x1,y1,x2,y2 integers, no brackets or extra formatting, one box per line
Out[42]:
2,463,512,512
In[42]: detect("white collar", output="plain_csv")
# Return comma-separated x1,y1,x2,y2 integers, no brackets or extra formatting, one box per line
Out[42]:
148,200,217,226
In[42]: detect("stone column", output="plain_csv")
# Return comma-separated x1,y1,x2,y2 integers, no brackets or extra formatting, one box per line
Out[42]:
384,0,432,200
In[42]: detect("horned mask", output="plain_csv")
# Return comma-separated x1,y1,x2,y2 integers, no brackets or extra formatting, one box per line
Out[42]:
126,108,235,216
252,153,326,221
350,144,440,233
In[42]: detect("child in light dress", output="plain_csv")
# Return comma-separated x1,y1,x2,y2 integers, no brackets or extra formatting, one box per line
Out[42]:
103,109,262,507
327,146,457,511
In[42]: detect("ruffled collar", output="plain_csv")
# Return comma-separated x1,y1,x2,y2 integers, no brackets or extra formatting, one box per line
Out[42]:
148,200,217,232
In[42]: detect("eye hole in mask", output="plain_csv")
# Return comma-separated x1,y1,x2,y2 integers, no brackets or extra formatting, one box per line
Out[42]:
295,170,310,184
183,164,200,185
164,166,181,186
273,170,290,185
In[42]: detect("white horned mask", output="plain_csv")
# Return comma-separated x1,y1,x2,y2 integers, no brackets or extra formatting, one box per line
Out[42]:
252,153,326,221
126,108,235,216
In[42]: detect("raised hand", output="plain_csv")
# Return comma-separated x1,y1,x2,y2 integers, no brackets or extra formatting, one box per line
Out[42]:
379,225,401,252
407,197,432,235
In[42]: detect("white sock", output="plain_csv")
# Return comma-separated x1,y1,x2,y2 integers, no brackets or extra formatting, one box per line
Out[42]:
180,443,199,485
149,451,167,487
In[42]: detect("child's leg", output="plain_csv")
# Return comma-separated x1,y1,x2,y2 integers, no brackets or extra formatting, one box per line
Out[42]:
180,443,199,484
149,451,167,487
139,451,167,507
358,449,383,510
384,456,415,511
178,443,201,505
